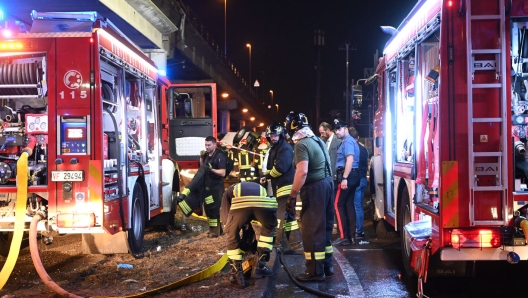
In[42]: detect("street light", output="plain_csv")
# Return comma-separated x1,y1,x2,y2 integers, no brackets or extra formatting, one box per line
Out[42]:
221,92,229,98
270,90,274,105
224,0,227,55
246,44,252,88
275,104,279,118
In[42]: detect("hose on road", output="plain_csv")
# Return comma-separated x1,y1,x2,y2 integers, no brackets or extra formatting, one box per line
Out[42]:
278,249,335,298
29,213,83,298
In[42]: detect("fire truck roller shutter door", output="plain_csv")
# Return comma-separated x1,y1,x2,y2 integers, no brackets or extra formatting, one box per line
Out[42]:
127,182,146,255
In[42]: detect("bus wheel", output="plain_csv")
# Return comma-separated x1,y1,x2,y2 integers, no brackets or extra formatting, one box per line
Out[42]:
0,232,13,257
128,183,145,255
399,187,415,276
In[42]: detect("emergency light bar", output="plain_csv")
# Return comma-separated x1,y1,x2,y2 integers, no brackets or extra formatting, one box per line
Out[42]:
0,41,23,50
30,10,98,22
0,10,4,20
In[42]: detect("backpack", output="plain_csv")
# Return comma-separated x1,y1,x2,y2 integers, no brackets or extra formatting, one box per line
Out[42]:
213,149,234,178
224,154,235,178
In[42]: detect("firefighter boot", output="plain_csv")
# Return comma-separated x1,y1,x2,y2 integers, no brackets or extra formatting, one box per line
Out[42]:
228,259,245,289
207,226,220,238
251,252,274,278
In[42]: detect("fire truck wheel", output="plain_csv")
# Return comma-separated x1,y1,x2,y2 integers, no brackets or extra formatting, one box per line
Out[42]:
399,187,416,277
128,183,146,255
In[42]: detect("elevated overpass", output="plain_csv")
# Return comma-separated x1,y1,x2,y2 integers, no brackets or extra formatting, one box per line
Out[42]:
5,0,271,131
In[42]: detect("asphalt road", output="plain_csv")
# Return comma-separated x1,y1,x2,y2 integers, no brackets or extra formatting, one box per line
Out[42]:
269,198,528,298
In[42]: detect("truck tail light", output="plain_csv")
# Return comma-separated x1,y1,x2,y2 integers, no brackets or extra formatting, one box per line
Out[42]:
451,229,501,249
57,213,95,228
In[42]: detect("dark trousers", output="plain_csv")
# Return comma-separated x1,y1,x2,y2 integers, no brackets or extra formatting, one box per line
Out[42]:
204,184,223,228
299,176,334,275
225,208,277,260
335,171,360,240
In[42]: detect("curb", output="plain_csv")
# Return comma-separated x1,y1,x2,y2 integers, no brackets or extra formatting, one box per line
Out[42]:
249,248,279,298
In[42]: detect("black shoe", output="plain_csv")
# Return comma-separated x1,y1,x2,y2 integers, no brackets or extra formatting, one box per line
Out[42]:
356,232,365,239
324,267,334,280
332,238,347,245
337,239,352,246
296,272,325,282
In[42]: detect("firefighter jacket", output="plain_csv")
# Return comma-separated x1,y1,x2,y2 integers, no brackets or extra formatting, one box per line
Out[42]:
264,138,294,193
220,182,278,224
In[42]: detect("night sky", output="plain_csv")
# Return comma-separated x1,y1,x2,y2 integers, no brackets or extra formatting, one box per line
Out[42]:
184,0,419,127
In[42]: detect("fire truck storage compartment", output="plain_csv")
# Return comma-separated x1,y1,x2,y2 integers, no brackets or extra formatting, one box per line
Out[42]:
0,52,48,187
512,20,528,192
0,54,47,97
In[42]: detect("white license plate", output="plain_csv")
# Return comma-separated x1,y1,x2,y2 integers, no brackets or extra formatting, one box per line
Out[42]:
51,171,84,182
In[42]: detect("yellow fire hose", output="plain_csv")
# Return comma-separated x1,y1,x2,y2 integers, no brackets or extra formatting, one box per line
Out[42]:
1,137,228,296
92,254,228,298
0,145,30,289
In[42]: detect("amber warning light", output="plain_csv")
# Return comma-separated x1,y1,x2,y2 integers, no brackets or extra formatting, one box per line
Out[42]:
0,41,23,50
451,229,501,249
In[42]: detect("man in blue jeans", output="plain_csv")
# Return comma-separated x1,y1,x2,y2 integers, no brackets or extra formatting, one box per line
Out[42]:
349,127,368,239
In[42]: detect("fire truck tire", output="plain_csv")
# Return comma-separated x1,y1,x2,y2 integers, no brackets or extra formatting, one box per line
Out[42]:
128,183,146,255
399,187,416,277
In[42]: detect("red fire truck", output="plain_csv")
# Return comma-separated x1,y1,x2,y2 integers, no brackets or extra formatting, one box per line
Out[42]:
0,10,217,258
369,0,528,291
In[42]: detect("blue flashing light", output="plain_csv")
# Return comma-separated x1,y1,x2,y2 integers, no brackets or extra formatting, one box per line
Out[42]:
158,69,166,76
0,10,4,20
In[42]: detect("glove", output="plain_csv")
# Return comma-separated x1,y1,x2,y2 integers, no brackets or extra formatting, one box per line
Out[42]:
286,196,296,215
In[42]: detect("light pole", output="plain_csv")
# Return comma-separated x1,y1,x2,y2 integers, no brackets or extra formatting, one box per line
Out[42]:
246,43,252,88
224,0,227,55
275,104,279,121
270,90,274,105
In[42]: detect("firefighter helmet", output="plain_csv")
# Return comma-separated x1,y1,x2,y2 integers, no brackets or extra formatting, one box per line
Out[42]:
266,122,285,138
284,111,309,136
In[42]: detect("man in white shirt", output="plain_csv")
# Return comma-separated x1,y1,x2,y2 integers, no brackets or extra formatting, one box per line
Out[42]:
319,122,342,184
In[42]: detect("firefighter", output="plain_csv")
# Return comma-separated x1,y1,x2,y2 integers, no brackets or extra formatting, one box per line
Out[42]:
260,122,302,253
221,181,278,289
238,139,255,181
285,111,334,281
178,136,226,238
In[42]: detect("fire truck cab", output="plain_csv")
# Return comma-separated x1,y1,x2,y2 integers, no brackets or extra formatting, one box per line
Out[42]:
368,0,528,288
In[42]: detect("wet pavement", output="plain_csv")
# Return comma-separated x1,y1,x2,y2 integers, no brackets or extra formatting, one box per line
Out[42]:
265,196,528,298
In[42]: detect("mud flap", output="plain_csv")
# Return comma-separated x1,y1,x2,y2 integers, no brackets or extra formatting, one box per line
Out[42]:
411,238,431,298
82,232,129,254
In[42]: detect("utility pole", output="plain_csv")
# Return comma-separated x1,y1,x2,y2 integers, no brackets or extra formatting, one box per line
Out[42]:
339,41,356,124
314,30,324,126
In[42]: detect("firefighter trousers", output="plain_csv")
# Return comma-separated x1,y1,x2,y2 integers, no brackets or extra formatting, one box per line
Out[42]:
275,195,302,249
299,176,334,275
225,208,277,262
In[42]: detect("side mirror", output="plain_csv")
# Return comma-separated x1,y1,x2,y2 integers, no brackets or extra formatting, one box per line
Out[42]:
353,85,363,107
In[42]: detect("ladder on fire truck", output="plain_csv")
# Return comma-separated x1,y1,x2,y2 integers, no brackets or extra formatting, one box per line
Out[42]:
466,0,508,226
